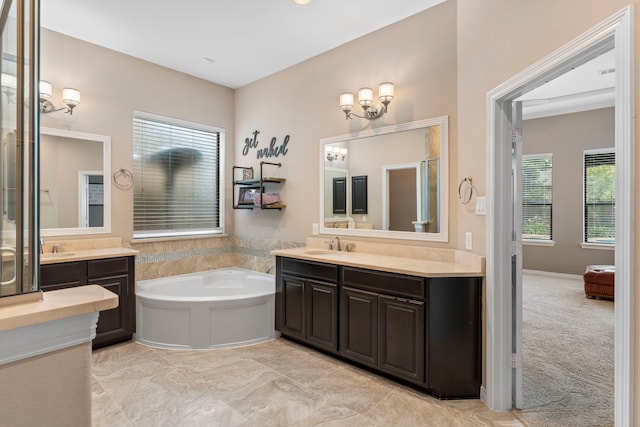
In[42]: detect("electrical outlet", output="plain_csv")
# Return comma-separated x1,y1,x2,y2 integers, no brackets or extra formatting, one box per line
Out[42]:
312,223,319,235
465,232,473,250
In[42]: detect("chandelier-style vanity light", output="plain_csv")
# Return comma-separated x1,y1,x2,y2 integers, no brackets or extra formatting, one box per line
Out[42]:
339,82,394,120
325,145,347,161
39,81,81,115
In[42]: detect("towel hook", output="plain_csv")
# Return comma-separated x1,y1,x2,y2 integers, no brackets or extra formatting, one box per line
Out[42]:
458,177,474,205
113,168,134,190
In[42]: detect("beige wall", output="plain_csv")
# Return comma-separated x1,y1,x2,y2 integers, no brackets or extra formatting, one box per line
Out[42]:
0,343,92,426
40,28,235,241
522,108,615,274
234,1,458,246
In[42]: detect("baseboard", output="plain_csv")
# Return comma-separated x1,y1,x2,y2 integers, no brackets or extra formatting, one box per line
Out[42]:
523,269,582,281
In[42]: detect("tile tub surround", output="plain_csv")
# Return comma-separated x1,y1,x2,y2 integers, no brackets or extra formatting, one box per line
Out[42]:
271,236,485,278
91,339,523,426
131,236,304,281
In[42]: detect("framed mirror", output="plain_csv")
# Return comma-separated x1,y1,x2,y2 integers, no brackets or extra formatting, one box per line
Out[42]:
40,127,111,236
319,116,448,241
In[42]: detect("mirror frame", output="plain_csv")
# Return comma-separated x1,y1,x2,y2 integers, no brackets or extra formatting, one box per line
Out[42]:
40,127,112,236
319,116,448,242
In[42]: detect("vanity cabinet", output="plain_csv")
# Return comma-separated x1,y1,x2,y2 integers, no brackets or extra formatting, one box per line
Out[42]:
275,256,481,399
341,267,425,385
277,257,339,353
40,256,136,349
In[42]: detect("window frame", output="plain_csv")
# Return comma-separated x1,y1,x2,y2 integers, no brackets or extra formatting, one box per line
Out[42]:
521,152,553,242
582,147,615,246
132,110,225,240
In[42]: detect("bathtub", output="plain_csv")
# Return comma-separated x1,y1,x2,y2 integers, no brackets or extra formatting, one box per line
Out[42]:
135,267,276,350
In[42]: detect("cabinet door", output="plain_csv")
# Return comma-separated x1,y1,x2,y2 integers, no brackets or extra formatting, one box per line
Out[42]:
89,274,132,348
340,286,377,367
281,275,306,339
306,280,338,352
378,295,425,384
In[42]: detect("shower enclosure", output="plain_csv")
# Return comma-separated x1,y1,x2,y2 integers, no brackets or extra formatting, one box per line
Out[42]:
0,0,40,297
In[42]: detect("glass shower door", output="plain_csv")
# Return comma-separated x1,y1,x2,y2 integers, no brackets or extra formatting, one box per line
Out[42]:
0,0,40,297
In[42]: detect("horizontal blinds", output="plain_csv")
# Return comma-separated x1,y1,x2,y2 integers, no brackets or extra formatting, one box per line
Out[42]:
584,150,615,244
522,154,552,240
133,116,221,237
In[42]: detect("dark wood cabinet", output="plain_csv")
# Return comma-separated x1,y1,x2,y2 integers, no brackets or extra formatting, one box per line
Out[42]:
275,255,482,399
40,256,136,349
378,295,424,384
340,286,378,367
277,258,339,353
306,280,338,351
341,268,425,385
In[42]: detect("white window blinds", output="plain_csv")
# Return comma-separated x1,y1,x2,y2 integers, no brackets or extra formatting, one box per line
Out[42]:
584,149,615,244
522,153,553,240
133,113,223,238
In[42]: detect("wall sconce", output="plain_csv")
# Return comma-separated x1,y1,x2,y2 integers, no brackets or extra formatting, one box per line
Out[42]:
326,146,347,161
39,81,80,115
339,82,394,120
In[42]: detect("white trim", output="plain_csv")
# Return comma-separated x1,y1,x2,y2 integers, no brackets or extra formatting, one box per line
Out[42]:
0,312,98,365
485,8,633,423
319,116,449,242
581,242,615,251
131,111,226,239
522,239,555,247
40,127,112,237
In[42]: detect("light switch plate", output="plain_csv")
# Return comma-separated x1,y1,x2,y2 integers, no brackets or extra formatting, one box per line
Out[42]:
475,196,486,216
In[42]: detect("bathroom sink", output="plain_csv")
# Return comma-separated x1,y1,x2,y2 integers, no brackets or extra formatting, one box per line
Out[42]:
303,250,334,255
42,252,76,259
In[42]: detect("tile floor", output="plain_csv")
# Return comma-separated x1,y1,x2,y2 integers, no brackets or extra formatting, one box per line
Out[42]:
92,338,524,426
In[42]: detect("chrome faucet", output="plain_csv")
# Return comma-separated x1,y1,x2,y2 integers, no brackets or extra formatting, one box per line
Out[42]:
328,236,341,252
39,238,44,254
52,244,62,254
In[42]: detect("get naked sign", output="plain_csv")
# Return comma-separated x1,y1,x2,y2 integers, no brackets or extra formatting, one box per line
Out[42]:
242,130,289,159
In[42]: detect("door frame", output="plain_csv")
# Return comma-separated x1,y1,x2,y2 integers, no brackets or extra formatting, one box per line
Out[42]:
484,7,633,426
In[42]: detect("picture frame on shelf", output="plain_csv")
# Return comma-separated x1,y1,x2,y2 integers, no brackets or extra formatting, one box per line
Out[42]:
238,186,261,205
242,168,254,180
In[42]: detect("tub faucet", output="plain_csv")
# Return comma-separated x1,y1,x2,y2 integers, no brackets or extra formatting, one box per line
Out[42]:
266,266,276,274
327,236,341,252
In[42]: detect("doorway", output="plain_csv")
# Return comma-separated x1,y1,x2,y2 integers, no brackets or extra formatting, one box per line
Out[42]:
484,7,633,425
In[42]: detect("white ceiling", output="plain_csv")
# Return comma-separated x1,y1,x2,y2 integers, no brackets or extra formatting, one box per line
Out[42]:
518,49,615,120
41,0,446,89
40,0,614,118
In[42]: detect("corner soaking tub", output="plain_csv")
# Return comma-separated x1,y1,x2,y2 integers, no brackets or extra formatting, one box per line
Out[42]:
136,267,276,349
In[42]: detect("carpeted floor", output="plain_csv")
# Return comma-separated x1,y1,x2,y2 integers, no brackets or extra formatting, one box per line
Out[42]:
515,272,614,427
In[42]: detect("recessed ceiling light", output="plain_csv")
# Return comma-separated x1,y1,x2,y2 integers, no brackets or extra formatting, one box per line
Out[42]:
293,0,311,4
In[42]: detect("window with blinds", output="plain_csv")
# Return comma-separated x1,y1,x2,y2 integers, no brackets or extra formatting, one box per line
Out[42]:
133,112,224,238
584,149,615,244
522,153,553,240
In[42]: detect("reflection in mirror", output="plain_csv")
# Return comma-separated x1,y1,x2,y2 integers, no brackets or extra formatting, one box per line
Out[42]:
40,127,111,236
320,116,448,242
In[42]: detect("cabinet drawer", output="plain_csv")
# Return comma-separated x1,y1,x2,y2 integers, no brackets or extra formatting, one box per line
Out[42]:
342,267,425,300
88,257,129,277
40,261,86,287
281,258,338,283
